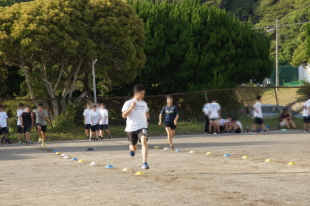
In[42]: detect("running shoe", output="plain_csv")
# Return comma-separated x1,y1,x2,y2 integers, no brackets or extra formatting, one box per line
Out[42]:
129,150,135,157
171,146,175,150
109,135,112,139
88,138,92,142
141,162,150,169
253,132,257,134
42,142,45,147
304,130,308,133
264,131,268,134
29,141,33,144
19,142,22,144
38,138,42,143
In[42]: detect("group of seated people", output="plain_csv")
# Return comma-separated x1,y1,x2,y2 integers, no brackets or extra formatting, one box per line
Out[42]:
209,115,243,134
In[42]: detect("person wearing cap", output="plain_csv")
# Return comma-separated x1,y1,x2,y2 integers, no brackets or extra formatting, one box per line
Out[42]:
16,103,25,144
34,103,49,147
0,105,9,144
90,105,102,141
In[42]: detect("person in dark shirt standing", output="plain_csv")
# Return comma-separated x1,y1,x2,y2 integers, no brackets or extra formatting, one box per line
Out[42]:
21,106,33,144
159,96,179,150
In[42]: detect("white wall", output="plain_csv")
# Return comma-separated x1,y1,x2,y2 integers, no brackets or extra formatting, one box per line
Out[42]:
298,65,310,82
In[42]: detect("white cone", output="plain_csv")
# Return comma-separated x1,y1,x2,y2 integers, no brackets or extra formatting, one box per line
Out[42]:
89,162,98,166
61,154,66,157
63,156,70,159
163,147,169,150
189,151,195,154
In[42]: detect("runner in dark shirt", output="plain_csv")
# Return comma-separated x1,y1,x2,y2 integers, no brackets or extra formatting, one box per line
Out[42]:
159,96,179,150
21,106,33,144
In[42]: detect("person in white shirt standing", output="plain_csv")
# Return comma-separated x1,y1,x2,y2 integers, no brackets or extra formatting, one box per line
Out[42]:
83,103,92,140
90,105,102,141
0,105,9,144
252,95,267,134
208,98,221,134
202,100,211,134
99,103,112,139
16,103,25,144
122,84,150,170
303,94,310,132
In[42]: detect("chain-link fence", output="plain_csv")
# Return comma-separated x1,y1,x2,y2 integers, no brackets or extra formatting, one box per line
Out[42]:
0,86,307,136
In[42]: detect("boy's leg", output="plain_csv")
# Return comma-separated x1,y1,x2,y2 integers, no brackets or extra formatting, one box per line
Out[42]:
105,129,111,136
284,119,290,128
209,121,212,133
165,127,173,146
205,116,209,133
140,135,148,163
290,120,296,128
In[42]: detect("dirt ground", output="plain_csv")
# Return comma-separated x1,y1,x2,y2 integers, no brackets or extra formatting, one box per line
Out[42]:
1,131,310,206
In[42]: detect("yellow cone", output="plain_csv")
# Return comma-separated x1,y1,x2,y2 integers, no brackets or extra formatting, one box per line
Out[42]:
55,152,61,155
287,162,296,165
264,158,272,162
122,168,131,172
206,152,213,155
242,156,249,159
78,160,85,163
135,171,144,176
154,146,160,149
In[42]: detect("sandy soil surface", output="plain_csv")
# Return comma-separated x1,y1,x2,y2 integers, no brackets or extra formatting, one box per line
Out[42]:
1,131,310,206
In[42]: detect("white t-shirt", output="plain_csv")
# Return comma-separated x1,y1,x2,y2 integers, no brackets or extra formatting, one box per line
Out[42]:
17,109,24,126
0,111,8,127
202,103,210,116
219,119,226,126
90,111,102,125
253,101,263,118
302,102,308,117
83,109,92,124
209,102,221,119
122,99,149,132
305,99,310,116
99,109,108,125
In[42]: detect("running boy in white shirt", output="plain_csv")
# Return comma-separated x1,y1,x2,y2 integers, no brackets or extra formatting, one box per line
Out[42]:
208,99,221,134
0,105,9,144
83,103,92,140
90,105,102,141
252,95,267,134
17,103,25,144
122,84,150,169
99,103,112,139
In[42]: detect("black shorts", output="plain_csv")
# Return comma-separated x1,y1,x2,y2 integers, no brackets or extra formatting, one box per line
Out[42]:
234,128,241,133
164,121,176,130
23,125,31,133
36,124,47,132
254,117,264,125
303,117,310,123
127,129,148,145
99,124,109,130
0,127,8,135
84,124,91,129
17,125,23,133
91,124,100,132
210,119,218,122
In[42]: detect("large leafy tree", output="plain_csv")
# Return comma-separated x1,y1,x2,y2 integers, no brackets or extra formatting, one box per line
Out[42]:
118,0,272,95
0,0,146,118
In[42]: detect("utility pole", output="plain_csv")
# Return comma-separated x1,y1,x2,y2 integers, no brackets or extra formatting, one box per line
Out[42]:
92,59,98,104
275,18,279,91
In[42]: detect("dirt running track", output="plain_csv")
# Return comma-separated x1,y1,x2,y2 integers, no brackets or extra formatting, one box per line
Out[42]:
0,132,310,206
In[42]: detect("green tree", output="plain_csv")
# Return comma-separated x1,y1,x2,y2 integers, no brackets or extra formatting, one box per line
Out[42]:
122,0,272,95
0,0,146,118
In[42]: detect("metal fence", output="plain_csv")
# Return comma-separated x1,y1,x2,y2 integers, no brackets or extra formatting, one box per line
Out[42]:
0,86,306,133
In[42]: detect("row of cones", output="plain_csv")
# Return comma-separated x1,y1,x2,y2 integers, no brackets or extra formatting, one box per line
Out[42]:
159,147,298,165
53,150,145,175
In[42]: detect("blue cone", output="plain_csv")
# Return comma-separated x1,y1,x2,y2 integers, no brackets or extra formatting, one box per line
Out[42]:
71,158,78,161
223,153,230,157
175,149,181,152
53,150,58,153
86,148,94,151
105,164,114,168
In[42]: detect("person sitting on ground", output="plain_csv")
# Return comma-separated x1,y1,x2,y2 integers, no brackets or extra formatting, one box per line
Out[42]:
224,115,232,133
280,109,296,129
230,118,242,133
